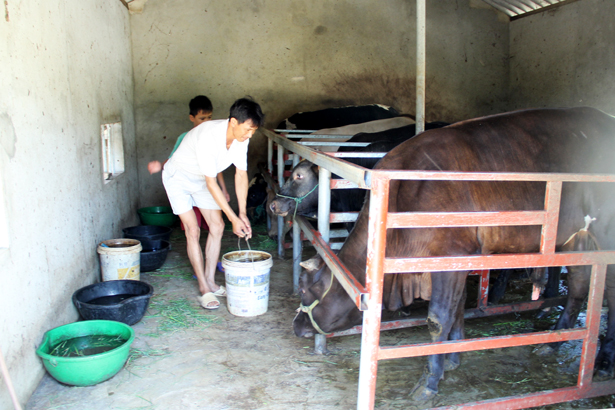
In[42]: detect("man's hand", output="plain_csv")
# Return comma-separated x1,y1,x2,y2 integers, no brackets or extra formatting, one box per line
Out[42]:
148,160,162,174
232,216,252,239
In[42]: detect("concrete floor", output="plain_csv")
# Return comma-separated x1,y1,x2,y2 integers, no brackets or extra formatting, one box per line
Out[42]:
25,222,615,410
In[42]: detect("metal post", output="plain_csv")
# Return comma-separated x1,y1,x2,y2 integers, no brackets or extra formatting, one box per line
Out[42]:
277,144,285,258
268,137,273,176
415,0,426,135
357,174,390,410
267,137,273,236
292,153,302,293
318,167,332,243
578,264,606,387
314,167,332,354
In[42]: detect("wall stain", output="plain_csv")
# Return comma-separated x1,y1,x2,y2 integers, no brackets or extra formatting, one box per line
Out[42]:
314,25,327,35
323,71,456,122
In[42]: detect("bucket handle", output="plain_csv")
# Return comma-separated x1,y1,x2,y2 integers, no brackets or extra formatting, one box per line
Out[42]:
237,238,257,268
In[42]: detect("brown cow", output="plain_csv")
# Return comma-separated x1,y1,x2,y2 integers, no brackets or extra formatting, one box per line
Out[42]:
289,107,615,403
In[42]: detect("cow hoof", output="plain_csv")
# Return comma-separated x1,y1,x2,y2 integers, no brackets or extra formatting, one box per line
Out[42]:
594,369,613,382
594,365,615,381
533,344,556,356
409,384,438,404
444,357,460,371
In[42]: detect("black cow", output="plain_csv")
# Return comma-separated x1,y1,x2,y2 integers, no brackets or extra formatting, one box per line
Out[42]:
269,122,448,222
277,104,400,130
287,107,615,403
246,173,269,223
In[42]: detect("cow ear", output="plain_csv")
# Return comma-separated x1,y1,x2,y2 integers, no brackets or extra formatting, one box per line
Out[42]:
312,164,319,175
300,255,324,273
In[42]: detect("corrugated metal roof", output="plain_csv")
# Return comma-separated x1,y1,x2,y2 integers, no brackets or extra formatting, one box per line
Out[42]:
120,0,580,20
481,0,579,19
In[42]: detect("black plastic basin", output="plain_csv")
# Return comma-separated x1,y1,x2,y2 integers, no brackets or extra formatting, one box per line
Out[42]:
72,280,154,325
140,239,171,272
123,225,172,242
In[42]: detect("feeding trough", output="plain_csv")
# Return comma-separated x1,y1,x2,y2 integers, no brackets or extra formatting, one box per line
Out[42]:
139,239,171,272
123,225,172,242
137,206,177,227
72,280,153,325
36,320,134,386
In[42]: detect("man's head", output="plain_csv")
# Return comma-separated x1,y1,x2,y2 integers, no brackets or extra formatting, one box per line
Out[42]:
228,97,265,142
189,95,213,127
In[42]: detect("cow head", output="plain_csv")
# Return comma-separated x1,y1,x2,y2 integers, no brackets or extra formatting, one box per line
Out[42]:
265,187,292,240
269,161,319,218
293,255,362,338
247,173,268,209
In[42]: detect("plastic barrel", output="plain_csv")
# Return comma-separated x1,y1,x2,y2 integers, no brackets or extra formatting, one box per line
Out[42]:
97,239,142,281
222,250,273,317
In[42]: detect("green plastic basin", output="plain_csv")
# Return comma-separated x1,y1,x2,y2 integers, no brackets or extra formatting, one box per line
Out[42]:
36,320,135,386
137,206,177,227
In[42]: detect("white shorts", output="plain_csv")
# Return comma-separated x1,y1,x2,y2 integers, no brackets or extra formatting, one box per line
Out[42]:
162,160,221,215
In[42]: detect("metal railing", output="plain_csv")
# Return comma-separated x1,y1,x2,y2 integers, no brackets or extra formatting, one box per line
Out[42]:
262,128,615,409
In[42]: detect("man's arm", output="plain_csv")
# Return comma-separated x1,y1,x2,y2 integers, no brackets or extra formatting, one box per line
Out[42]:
217,173,230,202
205,175,250,238
235,169,252,238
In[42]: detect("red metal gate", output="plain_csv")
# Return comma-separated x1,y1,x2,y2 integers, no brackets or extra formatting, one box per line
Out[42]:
263,128,615,409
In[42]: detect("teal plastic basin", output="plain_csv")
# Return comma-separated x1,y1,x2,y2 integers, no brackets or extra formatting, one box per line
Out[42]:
137,206,177,227
36,320,135,386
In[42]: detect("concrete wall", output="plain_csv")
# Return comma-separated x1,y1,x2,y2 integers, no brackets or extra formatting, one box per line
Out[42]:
0,1,137,407
509,0,615,115
132,0,510,208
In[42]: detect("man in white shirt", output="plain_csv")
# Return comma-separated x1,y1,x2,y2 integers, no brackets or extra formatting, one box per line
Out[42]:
162,98,264,309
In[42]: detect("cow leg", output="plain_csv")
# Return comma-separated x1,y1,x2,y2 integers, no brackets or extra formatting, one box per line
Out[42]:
543,266,561,299
536,267,562,319
595,271,615,379
444,285,467,371
410,271,468,403
534,265,590,356
488,269,512,305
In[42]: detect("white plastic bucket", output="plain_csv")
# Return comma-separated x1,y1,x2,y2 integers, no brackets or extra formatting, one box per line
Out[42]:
97,239,142,281
222,250,273,317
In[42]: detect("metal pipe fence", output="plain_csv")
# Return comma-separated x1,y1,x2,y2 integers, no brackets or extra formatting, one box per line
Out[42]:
262,128,615,409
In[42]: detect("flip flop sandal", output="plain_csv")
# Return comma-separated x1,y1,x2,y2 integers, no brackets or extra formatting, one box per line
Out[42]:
217,262,225,273
199,292,220,310
213,286,227,297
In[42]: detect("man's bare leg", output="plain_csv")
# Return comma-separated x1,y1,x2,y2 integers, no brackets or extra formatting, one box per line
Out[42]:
199,208,225,293
178,209,212,297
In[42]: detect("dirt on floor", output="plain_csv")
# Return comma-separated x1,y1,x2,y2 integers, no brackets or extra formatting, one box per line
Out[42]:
26,222,615,410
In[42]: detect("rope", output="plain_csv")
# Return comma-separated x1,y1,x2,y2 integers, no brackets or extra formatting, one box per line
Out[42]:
275,184,319,220
298,270,335,335
562,214,598,247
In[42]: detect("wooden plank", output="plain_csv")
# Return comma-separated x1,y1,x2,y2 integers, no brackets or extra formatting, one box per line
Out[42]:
379,169,615,183
386,210,545,229
263,129,368,188
540,181,562,254
331,179,361,189
383,251,615,273
296,216,368,310
431,382,615,410
330,212,359,223
378,327,587,360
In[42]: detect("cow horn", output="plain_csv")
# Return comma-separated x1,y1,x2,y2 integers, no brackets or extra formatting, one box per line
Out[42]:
299,255,324,272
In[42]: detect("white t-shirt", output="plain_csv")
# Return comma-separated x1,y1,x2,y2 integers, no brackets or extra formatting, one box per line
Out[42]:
170,119,249,177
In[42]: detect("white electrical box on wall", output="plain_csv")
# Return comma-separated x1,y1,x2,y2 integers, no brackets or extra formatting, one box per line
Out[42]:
101,122,125,183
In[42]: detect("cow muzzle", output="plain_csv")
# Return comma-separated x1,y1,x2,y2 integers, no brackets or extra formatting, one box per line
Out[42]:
269,199,290,217
293,310,315,338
